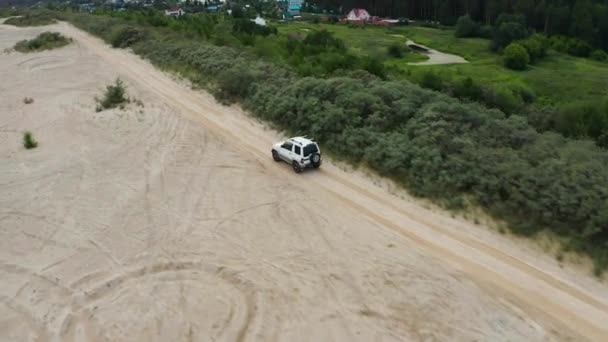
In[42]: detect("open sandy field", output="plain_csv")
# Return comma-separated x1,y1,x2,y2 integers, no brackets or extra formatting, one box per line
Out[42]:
1,22,608,342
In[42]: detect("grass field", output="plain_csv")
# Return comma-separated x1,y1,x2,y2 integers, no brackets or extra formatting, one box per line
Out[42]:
276,22,429,63
276,22,608,106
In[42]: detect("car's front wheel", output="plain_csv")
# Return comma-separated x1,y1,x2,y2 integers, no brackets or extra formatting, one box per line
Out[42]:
272,150,281,162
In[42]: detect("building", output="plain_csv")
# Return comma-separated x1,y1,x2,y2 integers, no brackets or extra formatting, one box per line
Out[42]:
252,15,267,26
288,0,302,16
164,8,185,17
346,8,370,22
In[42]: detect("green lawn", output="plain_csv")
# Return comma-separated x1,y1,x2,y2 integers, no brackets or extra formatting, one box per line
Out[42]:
522,53,608,104
276,22,428,62
396,26,608,105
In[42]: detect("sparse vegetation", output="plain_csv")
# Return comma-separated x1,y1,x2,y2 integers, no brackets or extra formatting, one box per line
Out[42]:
23,97,34,104
4,11,57,26
23,131,38,149
14,32,71,53
96,78,129,110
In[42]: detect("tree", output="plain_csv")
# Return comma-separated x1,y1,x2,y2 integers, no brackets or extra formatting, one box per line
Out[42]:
518,34,547,63
591,49,608,62
492,14,528,50
455,14,479,37
570,0,594,41
503,42,529,70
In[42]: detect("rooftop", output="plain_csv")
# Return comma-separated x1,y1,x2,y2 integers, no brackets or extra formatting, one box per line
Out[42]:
288,136,315,146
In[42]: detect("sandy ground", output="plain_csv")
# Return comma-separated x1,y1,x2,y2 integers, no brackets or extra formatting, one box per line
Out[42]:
1,22,608,342
406,39,468,65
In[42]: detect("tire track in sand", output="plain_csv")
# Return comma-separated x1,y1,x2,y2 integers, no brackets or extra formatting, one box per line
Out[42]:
59,261,256,342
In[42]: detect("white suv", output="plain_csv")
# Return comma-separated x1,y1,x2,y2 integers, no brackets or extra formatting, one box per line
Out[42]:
272,137,322,173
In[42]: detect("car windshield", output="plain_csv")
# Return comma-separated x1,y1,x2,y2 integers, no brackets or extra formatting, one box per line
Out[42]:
303,144,318,157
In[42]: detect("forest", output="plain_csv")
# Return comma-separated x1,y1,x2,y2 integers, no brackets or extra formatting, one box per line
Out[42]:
306,0,608,50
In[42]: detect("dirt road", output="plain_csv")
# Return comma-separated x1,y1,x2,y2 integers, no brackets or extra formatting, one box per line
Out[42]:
1,22,608,341
406,39,468,65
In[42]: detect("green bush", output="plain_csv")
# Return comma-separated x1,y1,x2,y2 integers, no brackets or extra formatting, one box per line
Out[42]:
0,8,20,18
361,57,386,79
97,78,128,110
567,39,592,57
23,131,38,149
518,34,548,64
482,85,524,114
216,65,257,101
387,43,406,58
555,99,608,146
515,85,536,104
14,32,71,53
211,21,240,47
550,35,593,58
478,25,494,39
302,29,346,54
503,42,529,70
492,14,528,51
548,35,569,53
452,77,483,102
110,26,146,48
590,49,608,62
420,70,444,91
455,15,479,38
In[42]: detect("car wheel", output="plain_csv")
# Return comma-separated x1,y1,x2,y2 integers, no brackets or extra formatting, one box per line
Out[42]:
272,150,281,162
311,153,321,168
292,161,302,173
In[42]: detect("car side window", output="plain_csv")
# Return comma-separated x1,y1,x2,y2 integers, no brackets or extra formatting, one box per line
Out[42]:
281,142,293,151
294,145,301,156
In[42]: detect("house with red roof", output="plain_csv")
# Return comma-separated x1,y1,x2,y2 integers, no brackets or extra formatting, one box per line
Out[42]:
346,8,371,22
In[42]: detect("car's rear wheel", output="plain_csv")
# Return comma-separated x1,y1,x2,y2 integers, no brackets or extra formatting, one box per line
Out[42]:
311,153,321,168
292,161,302,173
272,150,281,162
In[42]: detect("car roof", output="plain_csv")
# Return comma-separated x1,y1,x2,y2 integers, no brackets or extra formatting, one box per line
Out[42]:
288,137,316,146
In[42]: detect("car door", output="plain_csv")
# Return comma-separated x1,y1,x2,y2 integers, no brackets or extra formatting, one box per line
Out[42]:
293,145,302,163
279,141,293,161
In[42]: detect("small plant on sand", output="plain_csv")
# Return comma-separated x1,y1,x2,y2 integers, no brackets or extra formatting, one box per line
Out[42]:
23,131,38,149
23,97,34,104
96,78,129,110
14,32,71,53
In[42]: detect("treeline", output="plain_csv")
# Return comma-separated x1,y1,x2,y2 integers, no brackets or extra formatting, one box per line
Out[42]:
52,10,608,274
307,0,608,50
